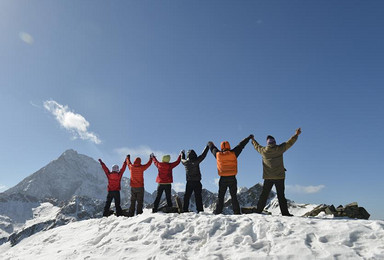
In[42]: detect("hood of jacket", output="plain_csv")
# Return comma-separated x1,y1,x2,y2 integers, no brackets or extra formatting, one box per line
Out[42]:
220,141,231,151
187,150,197,160
134,157,141,165
162,155,171,163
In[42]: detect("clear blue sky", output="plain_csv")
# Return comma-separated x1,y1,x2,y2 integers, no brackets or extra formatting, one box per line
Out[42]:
1,1,383,219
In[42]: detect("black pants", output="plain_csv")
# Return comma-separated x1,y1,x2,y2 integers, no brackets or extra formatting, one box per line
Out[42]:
215,176,240,214
104,191,122,216
256,179,290,215
153,184,172,211
183,181,203,212
129,187,145,216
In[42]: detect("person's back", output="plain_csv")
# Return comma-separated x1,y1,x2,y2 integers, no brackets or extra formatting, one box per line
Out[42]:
181,145,209,212
154,156,180,183
99,158,127,217
182,146,209,181
151,153,182,212
128,157,152,188
127,155,152,216
208,135,253,214
253,134,298,180
251,129,301,216
216,149,238,177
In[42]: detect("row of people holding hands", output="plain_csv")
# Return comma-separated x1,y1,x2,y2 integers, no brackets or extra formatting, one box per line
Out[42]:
99,128,302,217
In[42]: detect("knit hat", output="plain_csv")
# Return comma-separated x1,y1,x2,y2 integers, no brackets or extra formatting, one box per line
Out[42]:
220,141,231,151
112,164,119,172
162,155,171,163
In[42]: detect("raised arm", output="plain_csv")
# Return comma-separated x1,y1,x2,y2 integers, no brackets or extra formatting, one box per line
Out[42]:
283,128,301,152
233,135,253,157
119,159,128,176
208,142,219,158
181,150,187,165
251,137,264,154
151,153,160,167
197,145,209,163
126,154,132,166
98,159,110,176
142,157,152,171
170,153,182,168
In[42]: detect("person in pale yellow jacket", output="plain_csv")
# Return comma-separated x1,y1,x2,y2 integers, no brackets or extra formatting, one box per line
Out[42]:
251,128,301,216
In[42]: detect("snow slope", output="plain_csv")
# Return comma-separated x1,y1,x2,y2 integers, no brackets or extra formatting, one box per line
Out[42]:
1,210,383,260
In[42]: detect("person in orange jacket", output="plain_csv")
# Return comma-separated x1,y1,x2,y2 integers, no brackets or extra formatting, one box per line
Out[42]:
151,152,182,213
126,155,152,216
99,157,127,217
208,135,253,214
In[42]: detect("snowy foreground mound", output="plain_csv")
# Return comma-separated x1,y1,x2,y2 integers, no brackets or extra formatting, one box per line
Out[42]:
1,210,383,260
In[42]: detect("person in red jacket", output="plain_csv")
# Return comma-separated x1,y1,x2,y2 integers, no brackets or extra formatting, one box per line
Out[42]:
126,155,152,216
99,157,127,217
151,152,182,213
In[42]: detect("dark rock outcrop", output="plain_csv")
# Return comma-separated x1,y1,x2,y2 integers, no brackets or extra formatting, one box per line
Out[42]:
303,202,370,219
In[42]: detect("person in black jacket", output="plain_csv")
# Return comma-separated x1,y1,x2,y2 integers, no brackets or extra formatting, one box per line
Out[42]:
181,144,209,213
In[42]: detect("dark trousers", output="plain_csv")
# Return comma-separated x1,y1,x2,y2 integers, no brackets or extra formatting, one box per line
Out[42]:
215,176,240,214
129,187,145,216
104,191,122,216
183,181,204,212
257,179,290,215
153,184,172,210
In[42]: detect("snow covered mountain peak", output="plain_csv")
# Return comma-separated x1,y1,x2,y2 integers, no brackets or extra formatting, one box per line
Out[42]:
58,149,79,159
4,150,107,202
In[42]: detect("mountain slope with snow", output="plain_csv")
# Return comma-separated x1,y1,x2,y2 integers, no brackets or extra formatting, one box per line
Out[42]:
4,149,108,202
0,211,383,260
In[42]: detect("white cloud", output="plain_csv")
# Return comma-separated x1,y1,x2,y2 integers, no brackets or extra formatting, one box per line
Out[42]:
19,32,34,44
0,184,8,192
214,178,220,187
115,146,178,160
44,100,101,144
173,183,185,193
287,184,325,194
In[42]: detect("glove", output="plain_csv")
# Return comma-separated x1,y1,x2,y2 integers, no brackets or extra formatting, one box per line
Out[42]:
150,153,154,158
98,159,102,163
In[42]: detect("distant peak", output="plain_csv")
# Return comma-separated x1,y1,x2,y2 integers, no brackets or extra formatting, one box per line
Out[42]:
60,149,79,159
63,149,78,155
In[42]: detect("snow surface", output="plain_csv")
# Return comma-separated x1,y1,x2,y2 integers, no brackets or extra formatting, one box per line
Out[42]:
1,210,383,260
24,203,61,229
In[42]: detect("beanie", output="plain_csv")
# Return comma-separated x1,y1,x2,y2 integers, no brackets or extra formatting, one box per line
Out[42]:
112,164,119,172
162,155,171,163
